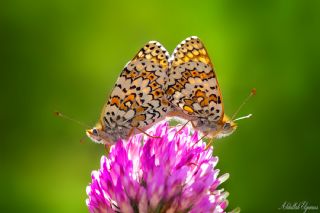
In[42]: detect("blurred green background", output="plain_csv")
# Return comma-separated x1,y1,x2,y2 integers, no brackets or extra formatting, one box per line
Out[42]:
2,0,320,212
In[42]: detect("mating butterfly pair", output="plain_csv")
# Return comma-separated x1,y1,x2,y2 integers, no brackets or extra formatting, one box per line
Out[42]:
86,36,237,145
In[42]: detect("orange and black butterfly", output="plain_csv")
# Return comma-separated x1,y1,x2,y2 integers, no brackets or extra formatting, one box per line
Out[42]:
166,36,254,139
86,41,171,145
87,36,253,145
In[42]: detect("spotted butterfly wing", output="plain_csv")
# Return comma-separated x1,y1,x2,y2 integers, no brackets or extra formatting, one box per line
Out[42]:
87,41,170,144
166,36,236,138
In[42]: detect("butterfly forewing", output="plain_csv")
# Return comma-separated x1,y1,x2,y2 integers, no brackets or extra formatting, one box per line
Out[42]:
166,36,224,123
100,41,170,139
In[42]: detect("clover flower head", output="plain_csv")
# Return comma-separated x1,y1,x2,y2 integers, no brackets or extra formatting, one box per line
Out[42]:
86,121,230,213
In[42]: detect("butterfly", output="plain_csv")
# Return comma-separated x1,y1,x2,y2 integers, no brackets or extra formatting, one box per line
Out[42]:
86,41,171,145
166,36,245,139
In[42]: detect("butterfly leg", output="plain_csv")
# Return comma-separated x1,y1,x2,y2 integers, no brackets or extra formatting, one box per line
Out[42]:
136,127,161,139
192,133,208,147
191,121,197,129
127,127,136,138
174,120,190,137
205,137,215,150
104,144,111,153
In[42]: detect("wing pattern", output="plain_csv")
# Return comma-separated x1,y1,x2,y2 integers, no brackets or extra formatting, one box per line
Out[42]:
166,36,224,123
101,41,170,134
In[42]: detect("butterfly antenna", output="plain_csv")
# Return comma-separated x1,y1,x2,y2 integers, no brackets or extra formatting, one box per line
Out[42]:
233,114,252,122
54,111,90,128
231,88,256,121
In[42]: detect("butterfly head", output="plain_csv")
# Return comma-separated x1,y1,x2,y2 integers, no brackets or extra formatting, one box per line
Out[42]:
86,123,113,144
86,128,105,144
211,88,256,138
214,113,253,138
193,115,236,139
216,115,238,138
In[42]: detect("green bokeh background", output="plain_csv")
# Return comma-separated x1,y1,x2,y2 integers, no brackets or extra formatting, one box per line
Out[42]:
2,0,320,212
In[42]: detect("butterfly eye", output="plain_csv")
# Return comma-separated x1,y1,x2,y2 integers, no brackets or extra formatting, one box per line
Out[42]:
92,128,98,135
223,123,231,130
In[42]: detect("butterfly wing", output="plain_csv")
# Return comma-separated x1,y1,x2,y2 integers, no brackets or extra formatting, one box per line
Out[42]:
101,41,170,133
166,36,224,123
